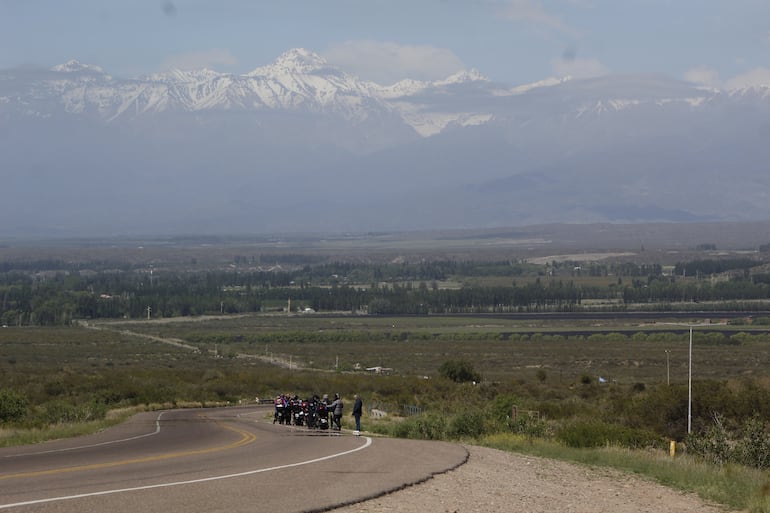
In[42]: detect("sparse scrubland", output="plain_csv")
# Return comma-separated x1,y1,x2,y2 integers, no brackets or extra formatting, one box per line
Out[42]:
1,239,770,511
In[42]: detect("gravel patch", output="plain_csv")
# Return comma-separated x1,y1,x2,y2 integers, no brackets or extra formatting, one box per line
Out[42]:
331,445,738,513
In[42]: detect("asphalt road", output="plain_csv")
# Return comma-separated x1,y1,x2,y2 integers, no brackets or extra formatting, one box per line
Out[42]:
0,406,468,512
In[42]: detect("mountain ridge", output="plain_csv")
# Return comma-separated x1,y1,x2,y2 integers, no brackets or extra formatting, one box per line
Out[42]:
3,48,770,238
7,48,763,136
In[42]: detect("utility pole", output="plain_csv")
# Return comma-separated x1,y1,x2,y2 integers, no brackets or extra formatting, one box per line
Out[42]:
665,349,670,385
146,305,151,320
660,321,722,436
688,326,693,434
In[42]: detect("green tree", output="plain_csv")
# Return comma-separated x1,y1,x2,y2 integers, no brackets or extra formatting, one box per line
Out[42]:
439,359,481,383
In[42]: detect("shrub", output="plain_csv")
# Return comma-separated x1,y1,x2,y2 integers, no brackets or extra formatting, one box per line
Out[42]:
510,415,551,438
621,383,688,439
35,399,108,426
685,414,731,465
0,389,27,423
448,409,488,438
487,393,519,424
439,359,481,383
392,411,447,440
735,415,770,469
558,420,661,449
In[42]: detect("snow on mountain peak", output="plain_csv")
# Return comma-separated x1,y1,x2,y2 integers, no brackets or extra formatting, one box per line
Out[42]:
377,78,430,98
51,60,106,74
245,48,334,78
508,76,572,95
272,48,329,73
436,68,488,86
147,67,226,84
727,84,770,99
18,50,756,143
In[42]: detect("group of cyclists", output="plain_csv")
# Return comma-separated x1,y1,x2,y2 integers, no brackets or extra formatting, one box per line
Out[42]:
273,393,343,431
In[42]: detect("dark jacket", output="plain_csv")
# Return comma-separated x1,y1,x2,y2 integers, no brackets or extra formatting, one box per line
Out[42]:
352,397,363,417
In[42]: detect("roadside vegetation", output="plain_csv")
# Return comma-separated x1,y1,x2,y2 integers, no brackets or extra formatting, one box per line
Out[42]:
1,243,770,511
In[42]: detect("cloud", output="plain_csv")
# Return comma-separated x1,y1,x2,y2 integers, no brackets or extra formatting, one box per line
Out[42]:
161,49,237,71
726,67,770,89
683,67,721,88
323,41,465,84
499,0,580,36
551,56,607,79
683,67,770,90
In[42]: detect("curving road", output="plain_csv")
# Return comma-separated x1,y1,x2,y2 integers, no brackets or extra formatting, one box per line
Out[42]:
0,406,467,512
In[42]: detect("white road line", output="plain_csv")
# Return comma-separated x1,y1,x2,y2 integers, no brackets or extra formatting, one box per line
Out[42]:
0,436,372,509
2,412,165,459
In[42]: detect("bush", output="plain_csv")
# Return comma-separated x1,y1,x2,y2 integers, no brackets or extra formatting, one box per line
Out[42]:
439,359,481,383
448,409,488,438
35,400,108,426
510,415,551,438
621,384,688,439
487,393,519,424
558,420,661,449
391,411,447,440
0,389,27,423
685,414,731,465
735,415,770,469
687,413,770,469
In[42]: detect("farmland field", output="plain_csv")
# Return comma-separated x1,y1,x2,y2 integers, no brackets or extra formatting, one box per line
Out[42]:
84,312,770,385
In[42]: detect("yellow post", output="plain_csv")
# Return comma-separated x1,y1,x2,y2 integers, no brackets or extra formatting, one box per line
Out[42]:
669,440,676,457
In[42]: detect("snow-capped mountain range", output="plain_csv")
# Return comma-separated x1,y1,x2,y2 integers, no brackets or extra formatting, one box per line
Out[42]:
3,48,499,136
8,48,754,137
3,48,770,238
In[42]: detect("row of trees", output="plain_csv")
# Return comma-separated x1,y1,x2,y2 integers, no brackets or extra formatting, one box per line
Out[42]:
4,257,770,325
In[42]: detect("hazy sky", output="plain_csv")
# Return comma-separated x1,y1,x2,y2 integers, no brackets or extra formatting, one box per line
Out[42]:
2,0,770,88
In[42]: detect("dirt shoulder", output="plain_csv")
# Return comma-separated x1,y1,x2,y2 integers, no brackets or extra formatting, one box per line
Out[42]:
332,444,738,513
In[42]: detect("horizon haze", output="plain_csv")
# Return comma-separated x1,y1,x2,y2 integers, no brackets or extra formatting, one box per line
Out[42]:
2,3,770,239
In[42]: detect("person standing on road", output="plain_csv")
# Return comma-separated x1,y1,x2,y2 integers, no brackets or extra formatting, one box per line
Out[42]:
352,394,363,435
331,393,343,431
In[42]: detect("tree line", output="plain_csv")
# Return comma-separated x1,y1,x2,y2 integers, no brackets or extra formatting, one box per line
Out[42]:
2,257,770,325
